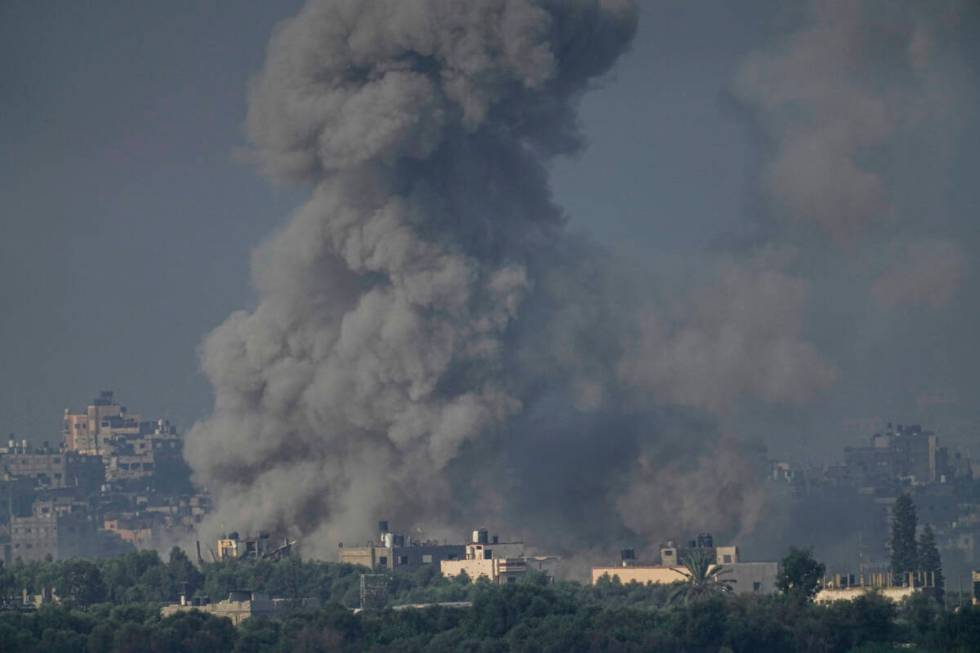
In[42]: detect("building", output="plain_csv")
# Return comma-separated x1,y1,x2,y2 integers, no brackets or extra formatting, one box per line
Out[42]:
339,521,465,571
0,477,34,520
63,391,137,456
103,515,161,548
102,419,183,484
972,570,980,606
215,531,293,561
161,590,319,626
843,423,950,487
7,501,101,563
591,534,779,596
815,571,936,604
63,391,184,485
440,529,559,585
0,443,104,494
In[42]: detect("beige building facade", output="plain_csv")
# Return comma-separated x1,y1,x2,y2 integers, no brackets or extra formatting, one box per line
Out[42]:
592,539,779,596
815,571,937,604
64,391,139,455
161,590,319,626
440,529,558,585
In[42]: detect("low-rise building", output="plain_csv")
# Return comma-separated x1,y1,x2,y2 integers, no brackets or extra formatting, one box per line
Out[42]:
441,529,558,585
814,572,935,603
339,521,465,571
591,535,779,595
215,531,294,561
161,590,319,625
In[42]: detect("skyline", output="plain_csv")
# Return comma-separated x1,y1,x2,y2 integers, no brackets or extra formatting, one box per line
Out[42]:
2,0,980,474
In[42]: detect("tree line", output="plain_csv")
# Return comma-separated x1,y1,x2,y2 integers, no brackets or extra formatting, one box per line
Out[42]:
0,493,964,652
0,572,979,652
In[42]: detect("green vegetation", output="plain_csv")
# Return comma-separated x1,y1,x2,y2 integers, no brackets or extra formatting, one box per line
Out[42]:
890,494,919,578
888,494,946,601
0,550,977,652
917,525,944,602
777,547,826,602
669,547,734,604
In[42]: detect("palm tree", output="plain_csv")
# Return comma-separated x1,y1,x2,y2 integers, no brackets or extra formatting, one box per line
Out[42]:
669,548,736,604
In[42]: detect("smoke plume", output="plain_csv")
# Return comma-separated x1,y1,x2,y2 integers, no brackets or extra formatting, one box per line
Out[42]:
185,0,813,565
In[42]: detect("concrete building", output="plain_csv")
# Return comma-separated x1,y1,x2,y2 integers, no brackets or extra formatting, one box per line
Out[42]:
339,521,465,571
63,391,183,484
103,515,160,548
0,443,104,494
102,419,182,484
440,529,559,585
815,572,936,604
63,391,138,456
591,535,779,596
214,531,293,561
0,477,34,520
844,423,948,486
161,590,319,626
7,501,101,563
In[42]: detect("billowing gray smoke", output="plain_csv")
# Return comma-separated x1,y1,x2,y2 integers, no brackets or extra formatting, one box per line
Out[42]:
185,0,812,564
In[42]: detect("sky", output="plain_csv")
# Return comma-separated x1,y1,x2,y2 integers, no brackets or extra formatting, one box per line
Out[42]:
2,0,979,465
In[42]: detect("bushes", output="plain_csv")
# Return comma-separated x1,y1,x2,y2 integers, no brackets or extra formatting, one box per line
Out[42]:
3,551,980,652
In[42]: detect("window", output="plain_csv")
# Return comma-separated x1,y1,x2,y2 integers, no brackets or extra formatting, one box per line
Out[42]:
753,582,761,592
507,576,516,584
378,556,388,566
723,555,732,564
422,554,433,564
399,556,409,565
484,549,492,560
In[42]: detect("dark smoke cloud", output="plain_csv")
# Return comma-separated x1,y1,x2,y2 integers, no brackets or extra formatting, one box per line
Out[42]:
619,251,836,416
732,0,967,246
185,0,977,572
187,0,672,556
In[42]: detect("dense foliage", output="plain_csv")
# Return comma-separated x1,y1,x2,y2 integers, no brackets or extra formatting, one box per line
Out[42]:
0,551,978,652
917,525,944,602
890,494,919,577
777,547,826,602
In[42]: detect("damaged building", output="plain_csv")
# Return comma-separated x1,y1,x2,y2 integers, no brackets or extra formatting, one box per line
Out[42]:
338,521,465,571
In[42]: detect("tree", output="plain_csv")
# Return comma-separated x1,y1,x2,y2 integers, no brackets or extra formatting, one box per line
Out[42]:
58,560,107,606
669,548,735,604
168,546,204,598
777,546,825,602
890,494,918,582
0,561,16,607
917,524,944,602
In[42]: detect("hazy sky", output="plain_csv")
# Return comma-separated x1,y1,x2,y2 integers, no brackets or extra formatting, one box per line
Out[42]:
2,0,978,462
